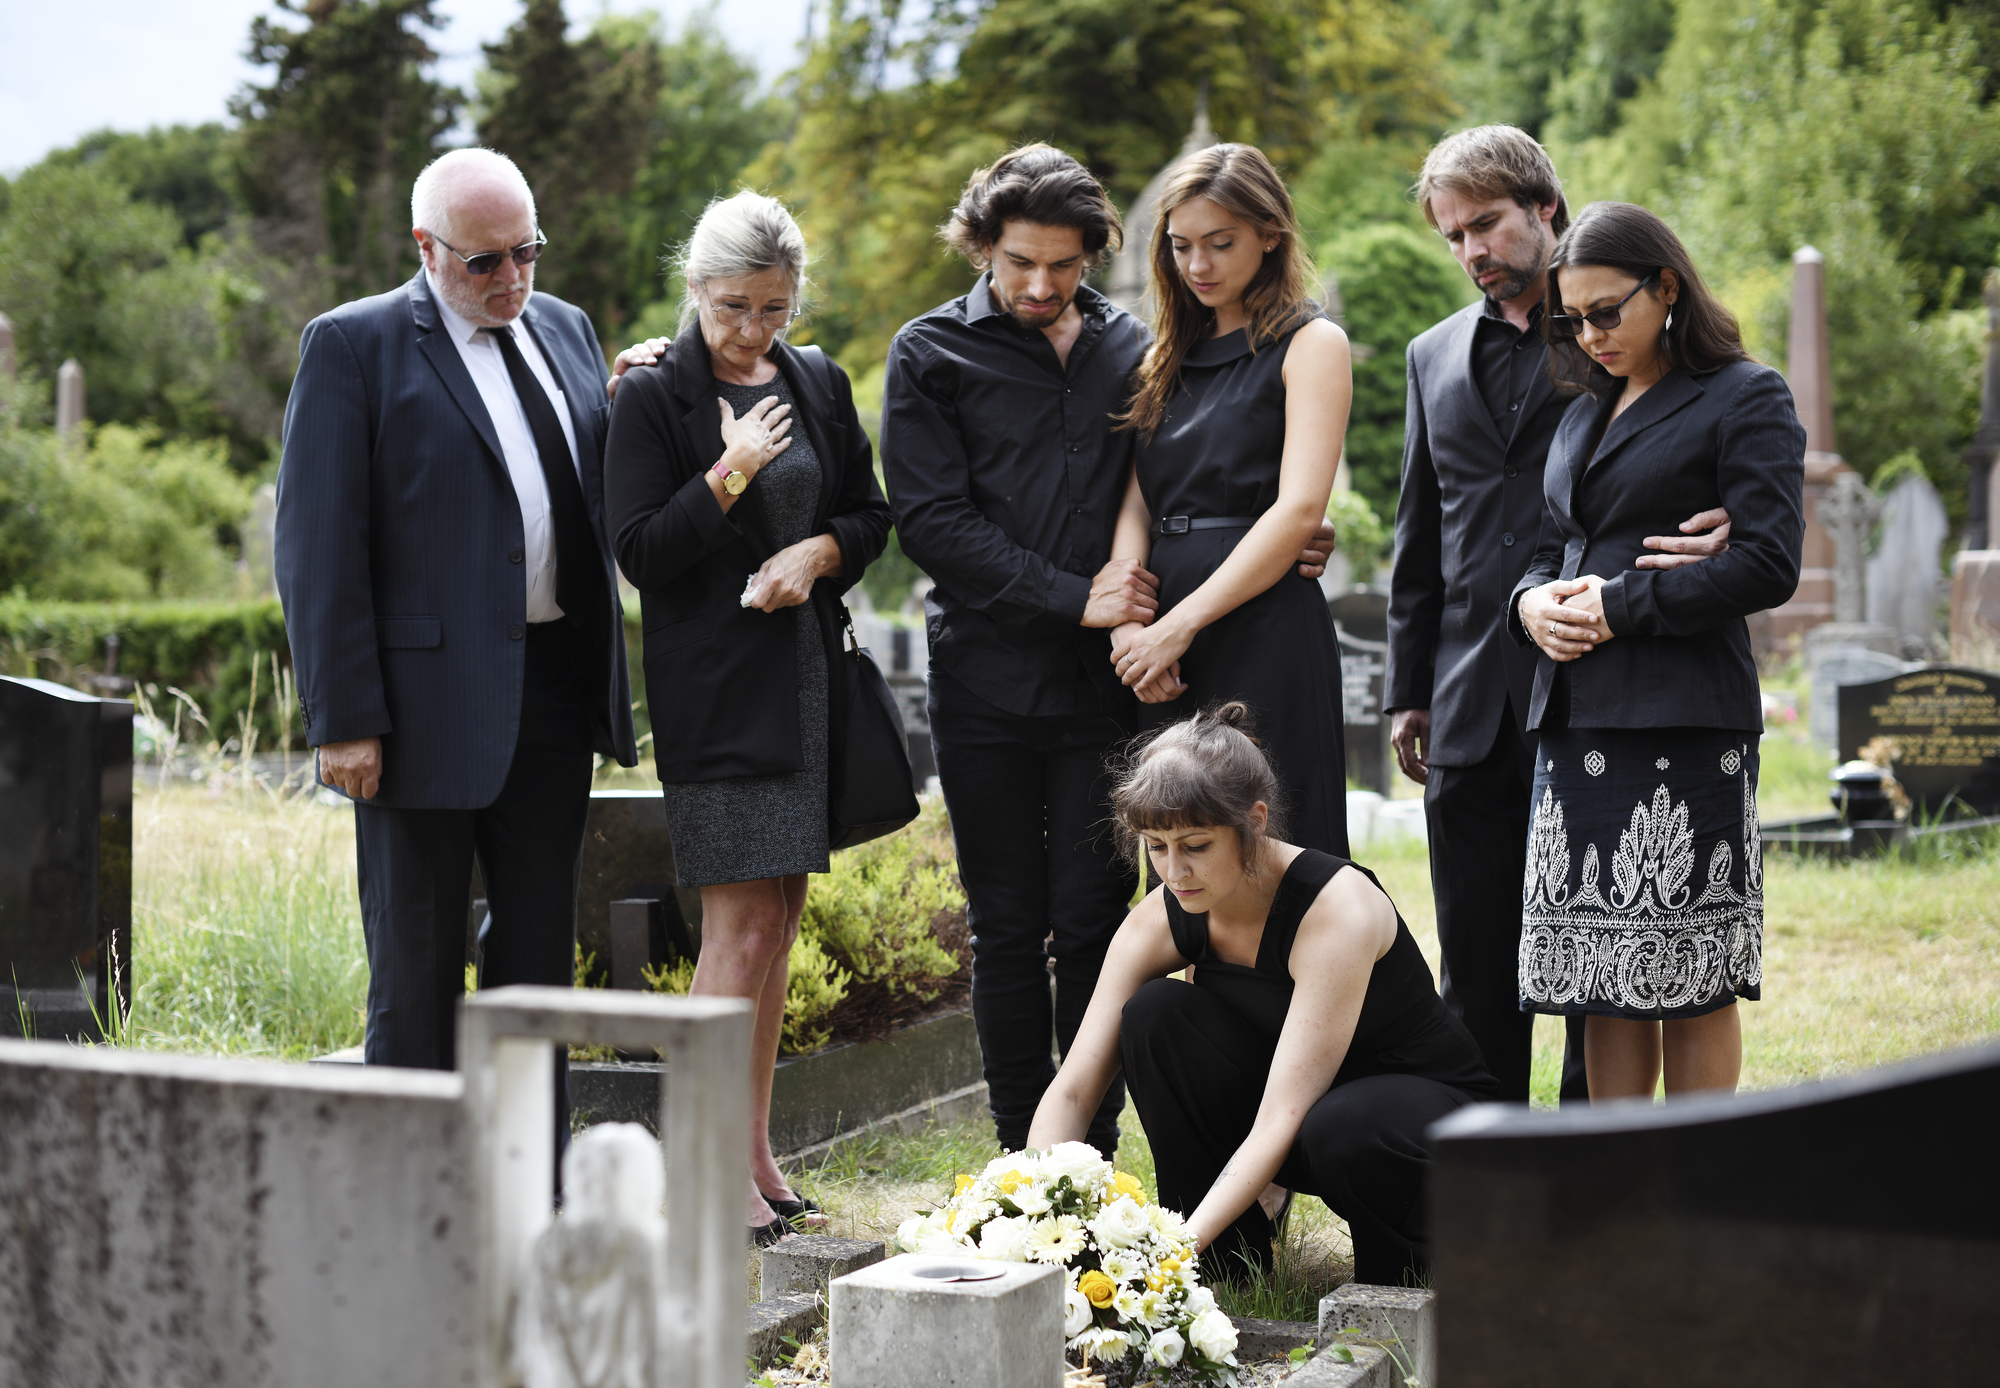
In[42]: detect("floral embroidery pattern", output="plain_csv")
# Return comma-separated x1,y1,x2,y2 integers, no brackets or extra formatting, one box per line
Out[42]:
1584,751,1606,777
1655,757,1671,771
1721,749,1742,775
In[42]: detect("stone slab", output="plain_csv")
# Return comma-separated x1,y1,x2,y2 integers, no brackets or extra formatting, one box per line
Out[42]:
746,1291,824,1369
830,1254,1063,1388
0,1038,478,1388
1286,1342,1395,1387
762,1235,887,1300
1318,1285,1434,1386
1430,1041,2000,1386
1228,1315,1318,1360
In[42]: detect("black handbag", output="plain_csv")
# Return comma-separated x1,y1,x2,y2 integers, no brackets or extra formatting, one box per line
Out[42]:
828,604,921,850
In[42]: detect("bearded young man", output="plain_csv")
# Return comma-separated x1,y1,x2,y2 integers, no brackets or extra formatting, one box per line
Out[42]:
881,143,1334,1158
1388,126,1730,1103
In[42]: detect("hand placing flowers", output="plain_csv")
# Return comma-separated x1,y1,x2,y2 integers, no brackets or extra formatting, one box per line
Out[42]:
895,1141,1240,1382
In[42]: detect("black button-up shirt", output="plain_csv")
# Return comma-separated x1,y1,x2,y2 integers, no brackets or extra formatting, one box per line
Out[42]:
1472,296,1546,443
882,273,1148,717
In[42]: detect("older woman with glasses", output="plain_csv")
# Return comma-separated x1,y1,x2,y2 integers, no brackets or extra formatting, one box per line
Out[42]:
604,191,892,1245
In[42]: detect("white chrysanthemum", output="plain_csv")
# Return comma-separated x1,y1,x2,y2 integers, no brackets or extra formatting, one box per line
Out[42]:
1188,1308,1238,1362
1072,1326,1130,1361
1009,1185,1053,1218
1146,1204,1188,1239
1089,1196,1151,1249
1147,1326,1187,1367
1098,1248,1142,1284
1183,1286,1217,1317
1040,1141,1112,1191
1136,1289,1171,1328
1174,1259,1201,1289
1063,1287,1093,1338
1024,1214,1087,1264
1112,1288,1144,1322
895,1212,928,1253
915,1224,974,1256
949,1199,999,1230
977,1215,1030,1262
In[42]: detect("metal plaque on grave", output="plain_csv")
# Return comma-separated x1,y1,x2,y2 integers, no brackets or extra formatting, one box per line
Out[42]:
1328,590,1390,793
0,677,133,1039
1837,664,2000,813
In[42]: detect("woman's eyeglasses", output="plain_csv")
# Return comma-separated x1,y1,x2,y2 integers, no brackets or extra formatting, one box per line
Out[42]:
1549,272,1658,337
702,293,795,331
431,231,548,276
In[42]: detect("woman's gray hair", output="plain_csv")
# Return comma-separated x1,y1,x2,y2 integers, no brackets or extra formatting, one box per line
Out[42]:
672,190,810,330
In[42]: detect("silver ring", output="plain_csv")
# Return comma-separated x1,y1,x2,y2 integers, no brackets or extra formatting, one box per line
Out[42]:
1548,621,1557,635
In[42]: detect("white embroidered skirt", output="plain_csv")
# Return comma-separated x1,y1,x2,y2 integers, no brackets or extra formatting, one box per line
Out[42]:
1519,726,1762,1020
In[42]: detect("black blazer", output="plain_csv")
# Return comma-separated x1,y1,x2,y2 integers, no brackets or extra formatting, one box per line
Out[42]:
1386,301,1568,766
274,272,637,809
603,323,891,783
1507,360,1805,732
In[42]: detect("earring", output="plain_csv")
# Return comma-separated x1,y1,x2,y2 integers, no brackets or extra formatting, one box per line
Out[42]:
1665,309,1675,331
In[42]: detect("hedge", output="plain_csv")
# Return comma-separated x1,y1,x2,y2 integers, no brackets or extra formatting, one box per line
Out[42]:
0,596,652,753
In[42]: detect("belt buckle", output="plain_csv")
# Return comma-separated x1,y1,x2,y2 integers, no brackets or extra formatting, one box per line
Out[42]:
1159,516,1190,535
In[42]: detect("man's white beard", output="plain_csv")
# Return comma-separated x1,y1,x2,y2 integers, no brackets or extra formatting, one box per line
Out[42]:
437,266,533,327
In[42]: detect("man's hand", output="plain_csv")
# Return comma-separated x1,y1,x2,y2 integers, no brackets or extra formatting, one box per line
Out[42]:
1389,708,1431,785
605,336,673,401
1082,558,1160,629
1636,506,1731,570
318,737,383,800
1296,517,1338,579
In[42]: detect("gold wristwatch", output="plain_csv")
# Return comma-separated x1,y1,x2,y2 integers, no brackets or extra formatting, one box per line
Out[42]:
713,458,749,495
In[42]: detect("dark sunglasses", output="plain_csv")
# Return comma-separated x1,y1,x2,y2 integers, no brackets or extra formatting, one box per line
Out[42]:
431,230,548,276
1549,272,1658,337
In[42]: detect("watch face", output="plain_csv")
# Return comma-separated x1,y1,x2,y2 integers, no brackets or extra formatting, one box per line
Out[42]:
724,470,748,495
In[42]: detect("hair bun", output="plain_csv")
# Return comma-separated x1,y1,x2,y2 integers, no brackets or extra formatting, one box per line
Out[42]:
1210,701,1259,743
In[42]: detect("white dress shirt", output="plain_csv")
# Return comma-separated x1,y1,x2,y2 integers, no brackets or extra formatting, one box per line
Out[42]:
428,272,582,622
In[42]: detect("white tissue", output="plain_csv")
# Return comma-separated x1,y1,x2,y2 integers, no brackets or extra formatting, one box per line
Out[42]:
739,574,763,608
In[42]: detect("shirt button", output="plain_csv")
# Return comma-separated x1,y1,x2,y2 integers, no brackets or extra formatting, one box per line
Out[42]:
508,548,524,564
1510,402,1520,411
1502,533,1517,547
1505,465,1519,479
508,625,524,640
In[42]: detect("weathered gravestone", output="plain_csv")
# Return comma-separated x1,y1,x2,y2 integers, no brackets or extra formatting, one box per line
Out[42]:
1328,590,1390,794
1866,473,1949,658
0,676,132,1039
1430,1041,2000,1387
1837,664,2000,814
1807,645,1904,751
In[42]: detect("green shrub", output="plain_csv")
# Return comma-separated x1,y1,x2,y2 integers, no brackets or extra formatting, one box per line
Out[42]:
1325,489,1388,586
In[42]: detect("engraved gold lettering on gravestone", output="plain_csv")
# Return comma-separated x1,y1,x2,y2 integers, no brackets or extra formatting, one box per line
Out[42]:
1868,673,2000,770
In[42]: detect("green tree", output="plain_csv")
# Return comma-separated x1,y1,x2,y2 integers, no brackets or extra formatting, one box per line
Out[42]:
1426,0,1675,143
44,124,236,249
477,0,665,339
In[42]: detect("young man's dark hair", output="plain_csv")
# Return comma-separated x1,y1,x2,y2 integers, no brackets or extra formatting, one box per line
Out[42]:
1414,124,1571,241
939,142,1123,269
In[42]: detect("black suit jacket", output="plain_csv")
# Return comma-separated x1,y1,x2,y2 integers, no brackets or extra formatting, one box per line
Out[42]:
603,324,891,784
1387,300,1567,766
1508,360,1805,732
274,273,637,809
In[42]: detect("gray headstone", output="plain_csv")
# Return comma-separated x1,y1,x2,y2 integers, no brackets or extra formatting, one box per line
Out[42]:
1837,664,2000,814
55,357,84,437
0,677,132,1039
1808,645,1905,750
1866,474,1948,657
1329,590,1390,794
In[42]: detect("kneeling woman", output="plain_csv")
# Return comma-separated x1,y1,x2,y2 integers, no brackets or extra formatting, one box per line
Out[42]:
1027,704,1497,1285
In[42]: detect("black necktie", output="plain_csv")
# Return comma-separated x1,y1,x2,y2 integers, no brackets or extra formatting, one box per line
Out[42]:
492,323,604,629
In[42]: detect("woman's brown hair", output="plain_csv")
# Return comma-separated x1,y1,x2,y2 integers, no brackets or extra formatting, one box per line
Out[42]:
1542,201,1750,393
1118,144,1317,439
1110,702,1287,877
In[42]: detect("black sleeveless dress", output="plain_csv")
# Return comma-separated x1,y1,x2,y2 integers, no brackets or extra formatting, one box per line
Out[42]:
1119,848,1497,1285
1135,314,1349,855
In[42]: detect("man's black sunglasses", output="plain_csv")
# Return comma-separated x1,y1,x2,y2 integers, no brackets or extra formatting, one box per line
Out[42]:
431,230,548,276
1549,272,1658,337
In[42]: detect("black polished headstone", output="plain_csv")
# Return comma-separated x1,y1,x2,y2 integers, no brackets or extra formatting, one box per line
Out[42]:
1329,590,1390,794
1837,664,2000,813
0,677,133,1039
1430,1043,2000,1386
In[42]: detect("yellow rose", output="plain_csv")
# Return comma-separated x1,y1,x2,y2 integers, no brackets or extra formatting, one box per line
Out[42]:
1109,1172,1147,1205
996,1169,1029,1194
1146,1273,1166,1292
955,1174,975,1195
1160,1257,1181,1273
1078,1270,1119,1309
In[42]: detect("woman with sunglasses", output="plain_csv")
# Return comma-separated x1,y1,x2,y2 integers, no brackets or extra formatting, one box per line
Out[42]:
1508,201,1804,1101
603,191,891,1245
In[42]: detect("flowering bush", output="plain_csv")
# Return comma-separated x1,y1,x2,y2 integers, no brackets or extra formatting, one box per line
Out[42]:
895,1142,1240,1382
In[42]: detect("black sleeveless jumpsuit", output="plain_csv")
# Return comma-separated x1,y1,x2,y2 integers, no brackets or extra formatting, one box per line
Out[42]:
1120,849,1498,1285
1135,313,1349,855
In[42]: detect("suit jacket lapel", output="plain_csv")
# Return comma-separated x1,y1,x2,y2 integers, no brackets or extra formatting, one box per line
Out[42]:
1552,388,1616,523
408,273,508,473
1583,370,1706,481
773,341,840,525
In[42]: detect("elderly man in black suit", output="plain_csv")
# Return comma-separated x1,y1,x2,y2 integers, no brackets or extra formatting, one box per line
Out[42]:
1386,126,1731,1103
276,148,651,1148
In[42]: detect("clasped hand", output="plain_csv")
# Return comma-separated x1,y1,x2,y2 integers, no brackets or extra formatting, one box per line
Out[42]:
1520,575,1612,662
744,534,840,612
1111,618,1190,703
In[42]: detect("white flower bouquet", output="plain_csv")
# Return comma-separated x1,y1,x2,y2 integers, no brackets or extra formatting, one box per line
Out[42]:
895,1141,1240,1383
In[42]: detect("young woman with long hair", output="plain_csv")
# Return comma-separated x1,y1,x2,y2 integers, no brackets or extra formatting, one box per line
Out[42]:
1108,144,1355,855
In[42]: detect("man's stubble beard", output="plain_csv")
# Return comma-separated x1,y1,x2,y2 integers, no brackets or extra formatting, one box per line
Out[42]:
436,265,534,327
1474,221,1551,305
994,279,1071,332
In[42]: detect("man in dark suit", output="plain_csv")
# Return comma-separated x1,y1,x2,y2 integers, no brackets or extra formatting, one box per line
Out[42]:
275,149,642,1145
1387,126,1729,1102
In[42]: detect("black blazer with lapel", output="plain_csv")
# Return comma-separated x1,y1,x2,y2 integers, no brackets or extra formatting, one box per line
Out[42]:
1507,359,1805,732
274,272,638,809
1387,300,1567,766
603,323,892,784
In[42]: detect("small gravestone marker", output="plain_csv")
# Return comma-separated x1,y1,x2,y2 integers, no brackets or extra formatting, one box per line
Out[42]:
1837,664,2000,814
1328,590,1390,794
1866,474,1948,658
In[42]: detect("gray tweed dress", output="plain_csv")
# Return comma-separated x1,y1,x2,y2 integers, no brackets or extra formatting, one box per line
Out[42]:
660,372,831,886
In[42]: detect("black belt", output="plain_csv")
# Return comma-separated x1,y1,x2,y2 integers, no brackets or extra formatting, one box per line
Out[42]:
1154,516,1257,536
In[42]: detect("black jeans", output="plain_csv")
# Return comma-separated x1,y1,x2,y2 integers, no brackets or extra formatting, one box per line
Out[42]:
1425,702,1588,1103
353,620,596,1171
928,670,1136,1158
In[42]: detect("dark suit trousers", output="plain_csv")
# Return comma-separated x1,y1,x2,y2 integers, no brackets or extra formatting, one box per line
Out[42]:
1425,702,1588,1103
353,620,597,1166
927,670,1135,1159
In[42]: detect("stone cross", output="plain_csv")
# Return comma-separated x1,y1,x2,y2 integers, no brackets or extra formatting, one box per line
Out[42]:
1818,471,1883,624
56,357,85,437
